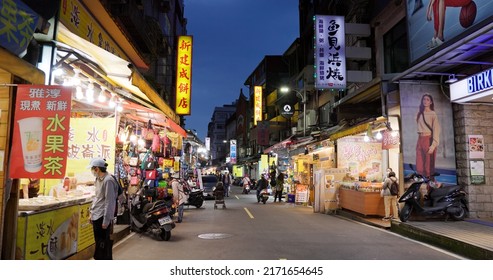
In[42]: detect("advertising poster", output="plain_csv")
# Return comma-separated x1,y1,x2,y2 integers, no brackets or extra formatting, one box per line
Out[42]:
67,118,116,183
400,83,457,184
22,205,79,260
406,0,493,62
10,85,72,179
295,184,309,203
468,135,484,159
336,137,382,182
77,203,94,252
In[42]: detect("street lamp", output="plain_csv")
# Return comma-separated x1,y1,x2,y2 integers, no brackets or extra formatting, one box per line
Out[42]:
280,86,306,136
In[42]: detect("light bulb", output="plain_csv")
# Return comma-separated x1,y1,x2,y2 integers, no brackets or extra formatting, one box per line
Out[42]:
363,135,370,142
109,95,116,108
130,134,137,143
116,103,123,112
75,86,84,100
72,70,81,86
52,68,63,76
376,131,382,140
98,88,107,103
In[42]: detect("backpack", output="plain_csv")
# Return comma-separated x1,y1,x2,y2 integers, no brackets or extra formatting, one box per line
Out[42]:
390,178,399,196
111,175,125,217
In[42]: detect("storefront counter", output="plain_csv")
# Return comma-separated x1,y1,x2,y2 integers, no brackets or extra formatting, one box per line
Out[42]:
339,185,385,216
16,197,95,260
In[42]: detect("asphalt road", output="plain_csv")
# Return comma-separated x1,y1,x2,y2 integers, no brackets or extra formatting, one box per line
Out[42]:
113,186,462,260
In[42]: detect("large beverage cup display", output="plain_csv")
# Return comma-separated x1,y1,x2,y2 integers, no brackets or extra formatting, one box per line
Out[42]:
17,117,43,173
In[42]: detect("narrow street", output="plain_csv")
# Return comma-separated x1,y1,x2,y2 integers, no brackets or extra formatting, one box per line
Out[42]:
113,186,462,260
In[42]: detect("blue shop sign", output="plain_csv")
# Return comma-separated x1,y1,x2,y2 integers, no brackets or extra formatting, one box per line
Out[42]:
0,0,40,56
467,68,493,94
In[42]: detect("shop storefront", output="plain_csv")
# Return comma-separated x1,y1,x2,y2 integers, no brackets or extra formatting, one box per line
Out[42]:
1,0,186,259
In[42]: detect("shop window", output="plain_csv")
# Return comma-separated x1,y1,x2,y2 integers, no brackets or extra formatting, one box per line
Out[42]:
383,19,409,74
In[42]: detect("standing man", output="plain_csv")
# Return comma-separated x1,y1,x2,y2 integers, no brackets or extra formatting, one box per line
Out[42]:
222,170,232,197
88,158,118,260
171,172,188,223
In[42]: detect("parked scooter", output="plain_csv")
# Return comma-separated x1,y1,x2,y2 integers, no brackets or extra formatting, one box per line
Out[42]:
185,187,204,208
258,189,270,204
398,171,468,222
130,188,175,241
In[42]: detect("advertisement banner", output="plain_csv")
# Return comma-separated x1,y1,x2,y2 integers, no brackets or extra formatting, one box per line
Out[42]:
230,139,237,164
336,137,382,182
406,0,493,63
67,118,116,179
10,85,72,179
21,205,79,260
175,35,193,115
314,15,346,89
400,83,457,184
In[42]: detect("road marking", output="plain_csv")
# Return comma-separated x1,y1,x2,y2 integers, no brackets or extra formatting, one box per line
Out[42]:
235,195,239,200
244,207,254,219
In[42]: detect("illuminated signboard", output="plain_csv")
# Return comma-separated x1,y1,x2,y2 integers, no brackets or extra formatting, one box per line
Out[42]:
254,86,262,125
175,35,193,115
314,15,346,89
230,140,236,164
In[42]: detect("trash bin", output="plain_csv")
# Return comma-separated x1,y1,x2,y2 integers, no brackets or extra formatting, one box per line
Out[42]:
287,194,295,203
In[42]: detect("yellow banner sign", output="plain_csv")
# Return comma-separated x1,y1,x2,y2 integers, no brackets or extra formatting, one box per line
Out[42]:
254,86,262,125
175,36,193,115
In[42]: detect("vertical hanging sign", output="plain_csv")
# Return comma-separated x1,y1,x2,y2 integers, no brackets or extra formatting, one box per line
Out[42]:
175,35,193,115
254,86,262,125
314,15,346,89
230,139,237,164
10,85,72,179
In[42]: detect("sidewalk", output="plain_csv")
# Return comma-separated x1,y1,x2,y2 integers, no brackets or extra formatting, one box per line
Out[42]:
335,209,493,259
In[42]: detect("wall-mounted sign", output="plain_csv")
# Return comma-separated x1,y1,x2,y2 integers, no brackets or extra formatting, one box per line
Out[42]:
10,85,72,179
470,160,485,184
280,103,294,118
0,0,40,56
175,36,193,115
468,135,484,159
314,15,346,89
230,139,237,164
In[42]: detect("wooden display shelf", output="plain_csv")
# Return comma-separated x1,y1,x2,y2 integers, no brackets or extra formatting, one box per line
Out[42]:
339,188,385,216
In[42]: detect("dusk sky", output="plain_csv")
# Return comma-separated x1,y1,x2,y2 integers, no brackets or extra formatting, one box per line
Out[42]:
184,0,299,141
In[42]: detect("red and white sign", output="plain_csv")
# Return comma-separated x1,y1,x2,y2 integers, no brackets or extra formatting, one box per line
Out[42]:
10,85,72,178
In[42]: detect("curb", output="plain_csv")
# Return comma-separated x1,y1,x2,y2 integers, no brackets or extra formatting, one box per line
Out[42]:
390,220,493,260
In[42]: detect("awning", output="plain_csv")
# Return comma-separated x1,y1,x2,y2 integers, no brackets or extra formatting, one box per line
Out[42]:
57,24,179,124
328,117,387,141
0,47,45,84
263,135,295,154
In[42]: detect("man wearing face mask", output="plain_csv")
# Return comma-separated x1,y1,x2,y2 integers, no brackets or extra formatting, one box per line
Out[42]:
88,158,118,260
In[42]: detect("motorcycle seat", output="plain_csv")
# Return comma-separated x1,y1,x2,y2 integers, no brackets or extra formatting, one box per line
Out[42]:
429,185,462,199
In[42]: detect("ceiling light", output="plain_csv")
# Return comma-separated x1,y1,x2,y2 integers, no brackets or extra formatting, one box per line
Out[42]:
75,86,84,100
98,87,107,103
375,131,383,140
109,95,116,108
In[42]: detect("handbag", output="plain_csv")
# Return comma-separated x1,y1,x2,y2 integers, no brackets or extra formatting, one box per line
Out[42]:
130,176,139,186
145,170,157,179
128,157,139,167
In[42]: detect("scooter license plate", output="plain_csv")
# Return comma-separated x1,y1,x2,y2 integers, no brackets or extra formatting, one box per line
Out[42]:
158,216,173,225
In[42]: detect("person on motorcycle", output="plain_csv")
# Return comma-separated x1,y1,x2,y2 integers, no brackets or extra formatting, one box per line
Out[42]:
256,175,268,203
171,173,188,223
241,174,252,194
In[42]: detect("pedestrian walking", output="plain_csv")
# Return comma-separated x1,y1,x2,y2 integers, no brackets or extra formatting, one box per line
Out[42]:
222,170,232,197
382,171,399,221
171,172,188,223
88,158,118,260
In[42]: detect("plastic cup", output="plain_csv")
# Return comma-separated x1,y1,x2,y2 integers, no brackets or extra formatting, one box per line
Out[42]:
17,117,43,173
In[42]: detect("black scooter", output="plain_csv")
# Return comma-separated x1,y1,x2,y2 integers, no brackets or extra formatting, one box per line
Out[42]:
185,187,204,208
398,172,468,222
130,188,175,241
